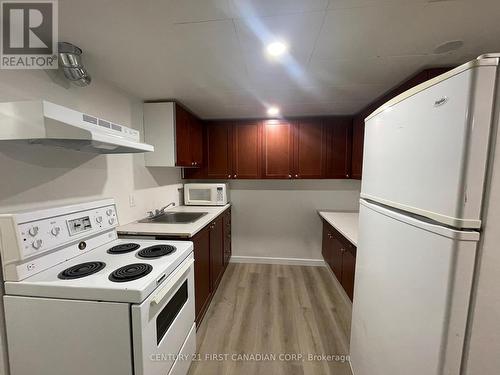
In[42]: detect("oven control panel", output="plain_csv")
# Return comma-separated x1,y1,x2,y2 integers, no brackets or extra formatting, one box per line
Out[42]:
17,204,117,259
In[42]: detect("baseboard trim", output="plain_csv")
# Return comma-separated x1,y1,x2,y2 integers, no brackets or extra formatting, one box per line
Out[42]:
230,256,326,267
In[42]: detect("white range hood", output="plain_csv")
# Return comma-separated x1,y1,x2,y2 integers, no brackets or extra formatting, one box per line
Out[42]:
0,100,154,154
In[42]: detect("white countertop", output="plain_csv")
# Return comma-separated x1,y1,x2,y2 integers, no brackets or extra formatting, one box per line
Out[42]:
318,211,359,246
117,204,231,238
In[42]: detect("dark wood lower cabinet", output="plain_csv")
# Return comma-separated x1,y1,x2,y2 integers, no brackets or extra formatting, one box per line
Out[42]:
209,216,224,291
155,208,231,328
322,220,357,301
191,227,211,324
223,208,232,266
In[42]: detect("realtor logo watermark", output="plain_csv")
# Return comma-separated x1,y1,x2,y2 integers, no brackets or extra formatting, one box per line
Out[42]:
1,0,58,69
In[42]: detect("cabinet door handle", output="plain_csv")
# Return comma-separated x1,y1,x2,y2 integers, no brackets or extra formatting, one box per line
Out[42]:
227,174,231,179
340,248,346,253
295,174,299,178
288,174,292,179
233,174,237,178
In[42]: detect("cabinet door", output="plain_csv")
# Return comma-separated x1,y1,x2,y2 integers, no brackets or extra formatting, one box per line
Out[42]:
326,118,352,179
175,105,192,167
209,216,224,291
262,120,294,178
351,117,364,180
322,222,333,266
232,121,261,179
223,209,232,267
341,249,356,301
330,235,344,282
294,119,326,178
190,115,203,167
206,123,232,179
192,227,211,325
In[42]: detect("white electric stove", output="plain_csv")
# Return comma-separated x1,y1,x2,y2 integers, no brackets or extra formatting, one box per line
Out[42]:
0,199,196,375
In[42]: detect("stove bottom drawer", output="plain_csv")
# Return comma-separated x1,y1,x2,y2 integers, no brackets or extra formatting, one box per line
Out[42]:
169,323,196,375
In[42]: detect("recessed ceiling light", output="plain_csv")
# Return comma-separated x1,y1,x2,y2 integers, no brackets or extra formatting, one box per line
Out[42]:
266,42,288,58
267,106,280,116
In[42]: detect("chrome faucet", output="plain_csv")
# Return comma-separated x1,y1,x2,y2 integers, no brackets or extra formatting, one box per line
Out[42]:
147,202,175,219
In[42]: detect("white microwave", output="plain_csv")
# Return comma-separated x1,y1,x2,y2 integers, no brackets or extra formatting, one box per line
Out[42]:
184,183,229,206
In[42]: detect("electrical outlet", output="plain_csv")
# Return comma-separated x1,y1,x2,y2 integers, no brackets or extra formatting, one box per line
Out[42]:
129,194,136,207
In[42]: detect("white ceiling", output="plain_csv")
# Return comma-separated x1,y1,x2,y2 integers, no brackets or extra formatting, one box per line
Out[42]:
58,0,500,118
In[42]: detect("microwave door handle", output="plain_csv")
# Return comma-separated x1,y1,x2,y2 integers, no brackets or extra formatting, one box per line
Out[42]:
152,258,194,304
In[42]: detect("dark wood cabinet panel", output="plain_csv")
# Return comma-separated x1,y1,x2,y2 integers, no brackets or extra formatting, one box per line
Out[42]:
262,120,294,178
150,208,231,328
325,117,352,179
223,209,232,267
190,116,204,166
209,216,224,291
191,227,211,325
294,119,325,179
233,121,261,179
206,123,232,179
175,105,192,167
174,104,204,168
321,220,357,302
341,250,356,301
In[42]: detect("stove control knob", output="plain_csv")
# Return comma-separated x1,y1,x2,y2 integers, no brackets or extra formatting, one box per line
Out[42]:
28,226,39,237
106,209,113,216
51,227,61,236
108,218,115,225
96,216,103,224
32,239,43,250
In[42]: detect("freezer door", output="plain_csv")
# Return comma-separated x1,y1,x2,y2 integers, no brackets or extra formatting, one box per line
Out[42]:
350,200,478,375
361,63,498,229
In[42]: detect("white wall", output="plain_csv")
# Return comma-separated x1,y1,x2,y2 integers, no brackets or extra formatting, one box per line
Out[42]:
229,179,361,261
0,69,182,224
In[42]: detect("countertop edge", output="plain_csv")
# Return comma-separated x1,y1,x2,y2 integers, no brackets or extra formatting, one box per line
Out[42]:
117,204,231,238
318,211,359,246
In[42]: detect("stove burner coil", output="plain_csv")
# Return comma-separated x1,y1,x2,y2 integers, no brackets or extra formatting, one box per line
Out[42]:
58,261,106,280
137,245,176,259
107,243,140,254
109,263,153,282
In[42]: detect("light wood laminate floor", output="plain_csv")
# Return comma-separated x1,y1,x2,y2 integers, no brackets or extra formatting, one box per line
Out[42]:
188,263,352,375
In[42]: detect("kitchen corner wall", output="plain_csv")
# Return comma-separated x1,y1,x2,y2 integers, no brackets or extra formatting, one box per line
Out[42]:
0,69,182,224
229,179,361,261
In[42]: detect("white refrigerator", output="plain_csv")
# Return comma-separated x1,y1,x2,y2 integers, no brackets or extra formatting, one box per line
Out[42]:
350,54,500,375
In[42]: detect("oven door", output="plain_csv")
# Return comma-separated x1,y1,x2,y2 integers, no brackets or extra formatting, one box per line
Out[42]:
131,253,195,375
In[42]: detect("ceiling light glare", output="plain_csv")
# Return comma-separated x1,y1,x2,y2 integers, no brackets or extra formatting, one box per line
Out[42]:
267,106,280,117
266,42,288,58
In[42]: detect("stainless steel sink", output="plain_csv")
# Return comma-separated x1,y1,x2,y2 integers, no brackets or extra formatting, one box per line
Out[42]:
138,211,208,224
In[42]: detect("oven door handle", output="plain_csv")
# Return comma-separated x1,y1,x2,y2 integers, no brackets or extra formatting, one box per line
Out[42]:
152,258,194,304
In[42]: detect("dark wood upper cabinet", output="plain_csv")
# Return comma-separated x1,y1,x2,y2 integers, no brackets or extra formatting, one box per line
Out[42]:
174,105,192,167
232,121,261,179
144,102,203,168
294,119,326,179
189,115,203,167
325,117,352,179
206,122,232,179
351,118,364,179
262,120,294,179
